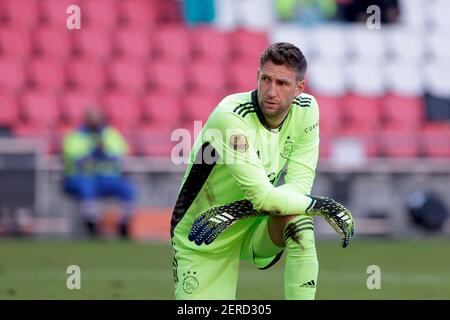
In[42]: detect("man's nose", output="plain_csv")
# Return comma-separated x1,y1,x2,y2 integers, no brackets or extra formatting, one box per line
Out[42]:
267,82,277,97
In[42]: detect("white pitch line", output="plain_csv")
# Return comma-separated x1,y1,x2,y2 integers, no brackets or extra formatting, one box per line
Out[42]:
2,269,450,286
317,270,450,285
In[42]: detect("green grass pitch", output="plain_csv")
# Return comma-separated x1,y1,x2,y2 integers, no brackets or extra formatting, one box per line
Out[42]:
1,238,449,299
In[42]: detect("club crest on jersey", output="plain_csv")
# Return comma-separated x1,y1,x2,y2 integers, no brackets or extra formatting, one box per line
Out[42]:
182,271,199,294
229,134,249,153
281,136,294,159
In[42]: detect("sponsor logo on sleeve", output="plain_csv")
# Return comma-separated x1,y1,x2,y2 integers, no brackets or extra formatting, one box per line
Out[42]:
304,121,319,133
229,134,249,153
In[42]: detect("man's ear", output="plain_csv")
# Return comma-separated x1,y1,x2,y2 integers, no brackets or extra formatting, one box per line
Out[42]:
256,69,260,82
295,79,306,96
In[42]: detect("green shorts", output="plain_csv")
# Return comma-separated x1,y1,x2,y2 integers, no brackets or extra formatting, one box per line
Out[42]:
172,216,284,300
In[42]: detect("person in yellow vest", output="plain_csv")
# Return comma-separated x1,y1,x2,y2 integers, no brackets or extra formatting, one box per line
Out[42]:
62,108,135,238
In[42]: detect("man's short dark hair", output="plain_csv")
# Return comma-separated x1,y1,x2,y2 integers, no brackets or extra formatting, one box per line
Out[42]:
260,42,307,80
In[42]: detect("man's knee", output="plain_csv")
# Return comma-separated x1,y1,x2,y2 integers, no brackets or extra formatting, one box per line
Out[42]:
77,176,97,199
285,216,316,250
268,215,302,247
64,175,96,199
97,175,135,202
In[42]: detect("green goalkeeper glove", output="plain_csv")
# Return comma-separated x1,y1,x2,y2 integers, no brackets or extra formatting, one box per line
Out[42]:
305,196,355,248
188,200,264,245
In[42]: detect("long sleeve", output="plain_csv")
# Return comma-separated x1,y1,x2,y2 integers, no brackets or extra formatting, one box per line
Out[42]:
282,97,320,195
203,109,313,216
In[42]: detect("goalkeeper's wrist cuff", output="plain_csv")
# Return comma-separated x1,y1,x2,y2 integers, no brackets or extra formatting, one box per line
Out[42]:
304,195,316,215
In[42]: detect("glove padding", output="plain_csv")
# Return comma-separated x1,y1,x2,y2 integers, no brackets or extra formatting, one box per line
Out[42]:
188,200,261,245
306,196,355,248
188,196,355,248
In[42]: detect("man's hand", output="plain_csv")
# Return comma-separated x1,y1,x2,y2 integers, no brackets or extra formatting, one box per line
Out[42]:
75,156,95,174
188,200,262,245
188,196,355,247
306,196,355,248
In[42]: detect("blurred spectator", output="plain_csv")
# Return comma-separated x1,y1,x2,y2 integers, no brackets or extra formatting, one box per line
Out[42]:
406,189,449,232
62,108,135,238
275,0,337,26
336,0,400,24
182,0,215,25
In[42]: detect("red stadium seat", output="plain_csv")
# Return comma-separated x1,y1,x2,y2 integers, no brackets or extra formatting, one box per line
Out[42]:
142,92,181,127
81,0,118,30
183,90,219,124
41,0,81,27
121,128,138,156
34,27,72,60
12,121,54,154
61,90,99,125
226,60,257,94
102,91,140,131
341,94,381,132
1,0,39,30
420,124,450,157
191,26,230,62
118,0,157,28
319,132,333,158
0,58,25,93
114,27,153,60
147,58,186,94
13,121,50,137
314,94,343,133
229,29,269,60
55,123,73,136
134,124,175,157
21,91,60,126
153,25,191,62
378,126,419,157
51,123,74,154
66,58,106,90
0,92,19,126
108,58,147,94
27,58,65,90
0,27,31,58
154,0,183,24
73,27,113,61
185,59,226,97
380,94,424,129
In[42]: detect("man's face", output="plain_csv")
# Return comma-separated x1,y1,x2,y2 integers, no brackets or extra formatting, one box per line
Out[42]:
257,61,305,128
85,109,104,131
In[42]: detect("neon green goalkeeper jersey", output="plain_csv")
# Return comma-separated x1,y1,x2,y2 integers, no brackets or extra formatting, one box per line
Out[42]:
171,90,320,253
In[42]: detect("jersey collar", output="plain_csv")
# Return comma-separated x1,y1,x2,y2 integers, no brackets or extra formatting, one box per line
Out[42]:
251,90,287,133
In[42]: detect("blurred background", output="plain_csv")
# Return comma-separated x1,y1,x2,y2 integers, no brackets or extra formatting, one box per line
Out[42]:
0,0,449,299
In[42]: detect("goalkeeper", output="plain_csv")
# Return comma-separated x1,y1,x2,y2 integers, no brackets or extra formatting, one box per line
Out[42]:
170,42,354,300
